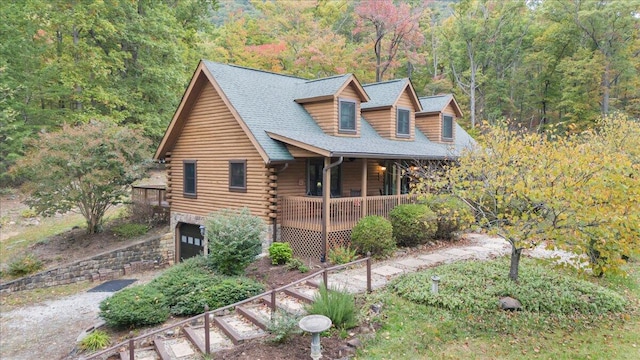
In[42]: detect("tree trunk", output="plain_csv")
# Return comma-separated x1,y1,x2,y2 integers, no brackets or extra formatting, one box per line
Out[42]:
602,61,610,116
509,244,522,282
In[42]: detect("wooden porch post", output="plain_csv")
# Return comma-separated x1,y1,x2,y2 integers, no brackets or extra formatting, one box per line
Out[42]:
395,162,401,205
322,157,331,261
361,158,368,217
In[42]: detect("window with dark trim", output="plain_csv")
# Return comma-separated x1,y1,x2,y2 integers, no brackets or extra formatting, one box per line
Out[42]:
338,99,356,133
442,115,454,140
183,160,197,197
229,160,247,192
396,108,410,137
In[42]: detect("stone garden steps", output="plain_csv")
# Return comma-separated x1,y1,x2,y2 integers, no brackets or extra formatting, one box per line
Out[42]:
117,289,313,359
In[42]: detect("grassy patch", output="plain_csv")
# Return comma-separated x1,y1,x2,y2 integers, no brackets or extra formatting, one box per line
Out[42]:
0,214,86,264
0,281,93,311
358,258,639,359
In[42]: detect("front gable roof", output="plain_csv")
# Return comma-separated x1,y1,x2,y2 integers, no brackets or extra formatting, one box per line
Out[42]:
295,74,369,103
361,79,422,111
417,94,463,117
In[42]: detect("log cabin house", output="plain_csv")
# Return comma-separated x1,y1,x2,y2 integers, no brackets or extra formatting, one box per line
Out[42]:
153,61,474,262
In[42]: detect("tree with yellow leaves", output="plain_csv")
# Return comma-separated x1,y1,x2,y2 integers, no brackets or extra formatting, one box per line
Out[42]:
422,114,639,282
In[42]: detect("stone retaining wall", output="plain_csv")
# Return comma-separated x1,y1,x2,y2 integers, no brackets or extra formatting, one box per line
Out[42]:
0,232,175,294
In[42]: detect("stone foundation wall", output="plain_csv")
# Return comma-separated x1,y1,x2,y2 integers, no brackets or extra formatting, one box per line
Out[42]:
171,211,273,257
0,232,174,294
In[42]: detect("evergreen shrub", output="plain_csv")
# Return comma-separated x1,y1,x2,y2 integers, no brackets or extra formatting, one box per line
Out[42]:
269,242,293,265
389,204,437,246
351,215,395,258
99,286,169,328
206,208,265,275
423,194,474,240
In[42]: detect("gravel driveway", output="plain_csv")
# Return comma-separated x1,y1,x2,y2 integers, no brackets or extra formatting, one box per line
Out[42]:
0,292,111,360
0,270,163,360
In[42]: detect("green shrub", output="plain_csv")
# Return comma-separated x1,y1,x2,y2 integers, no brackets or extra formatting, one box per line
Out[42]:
20,208,37,218
170,276,264,316
79,330,111,351
8,254,43,277
266,310,302,343
351,215,395,258
206,208,266,275
389,258,627,315
422,194,474,240
328,246,358,265
308,285,357,329
269,242,293,265
99,285,169,328
150,257,264,316
286,258,309,273
111,223,149,239
389,204,438,247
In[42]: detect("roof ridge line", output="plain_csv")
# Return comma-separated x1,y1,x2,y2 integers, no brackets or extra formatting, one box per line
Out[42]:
203,60,306,80
419,94,450,99
362,78,406,87
302,73,351,84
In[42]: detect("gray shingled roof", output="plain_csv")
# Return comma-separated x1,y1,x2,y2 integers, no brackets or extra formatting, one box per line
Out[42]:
295,74,352,101
268,119,475,159
361,79,408,109
418,94,453,113
202,61,474,163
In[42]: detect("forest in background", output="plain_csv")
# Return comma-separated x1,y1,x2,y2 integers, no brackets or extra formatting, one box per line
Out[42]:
1,0,639,184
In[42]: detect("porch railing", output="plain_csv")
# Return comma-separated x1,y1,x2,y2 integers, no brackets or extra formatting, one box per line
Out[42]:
365,194,420,217
279,194,419,232
279,196,323,231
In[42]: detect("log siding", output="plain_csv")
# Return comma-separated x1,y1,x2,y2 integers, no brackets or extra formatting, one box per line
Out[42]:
168,83,270,221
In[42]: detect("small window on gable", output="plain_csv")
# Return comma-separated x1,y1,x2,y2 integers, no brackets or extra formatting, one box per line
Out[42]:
442,115,454,140
229,160,247,192
339,99,356,133
397,108,410,137
183,160,197,197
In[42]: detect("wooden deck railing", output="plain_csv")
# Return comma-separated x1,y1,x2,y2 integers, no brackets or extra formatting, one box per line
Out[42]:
279,194,418,232
365,194,419,217
131,185,167,207
279,196,323,231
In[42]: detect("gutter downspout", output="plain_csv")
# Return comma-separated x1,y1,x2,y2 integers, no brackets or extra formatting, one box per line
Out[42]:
273,163,289,243
321,156,343,262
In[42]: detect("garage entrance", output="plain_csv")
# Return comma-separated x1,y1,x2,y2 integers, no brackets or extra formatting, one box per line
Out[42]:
178,223,204,261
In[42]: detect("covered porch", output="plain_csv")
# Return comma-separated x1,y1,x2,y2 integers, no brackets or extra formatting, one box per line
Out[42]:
276,156,422,259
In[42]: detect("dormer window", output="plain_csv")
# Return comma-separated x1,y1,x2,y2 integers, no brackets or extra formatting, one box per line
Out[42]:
442,115,454,140
339,99,356,133
396,108,410,137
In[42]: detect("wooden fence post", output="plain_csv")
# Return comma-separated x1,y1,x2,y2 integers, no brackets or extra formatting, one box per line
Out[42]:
366,252,372,293
204,305,210,354
128,334,135,360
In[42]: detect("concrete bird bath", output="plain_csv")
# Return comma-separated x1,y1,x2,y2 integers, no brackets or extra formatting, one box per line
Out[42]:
299,314,332,360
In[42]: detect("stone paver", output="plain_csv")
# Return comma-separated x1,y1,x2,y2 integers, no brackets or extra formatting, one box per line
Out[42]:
170,341,194,357
441,248,475,259
372,265,404,277
395,257,430,269
417,253,449,264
